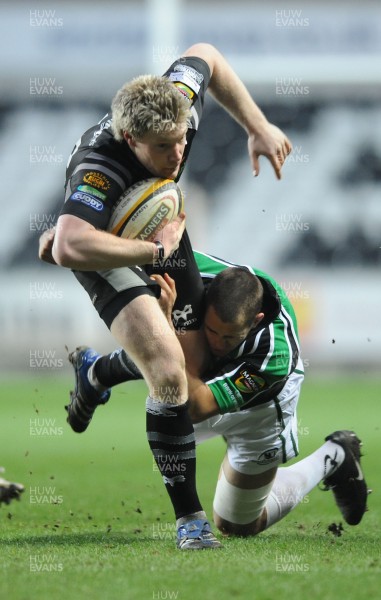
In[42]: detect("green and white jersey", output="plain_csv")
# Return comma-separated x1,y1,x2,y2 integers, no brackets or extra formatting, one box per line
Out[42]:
194,251,303,413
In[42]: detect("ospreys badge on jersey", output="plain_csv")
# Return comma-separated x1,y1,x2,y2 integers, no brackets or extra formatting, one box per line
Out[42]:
172,304,197,328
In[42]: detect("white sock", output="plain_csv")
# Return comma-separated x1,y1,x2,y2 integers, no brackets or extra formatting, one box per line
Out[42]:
265,440,345,528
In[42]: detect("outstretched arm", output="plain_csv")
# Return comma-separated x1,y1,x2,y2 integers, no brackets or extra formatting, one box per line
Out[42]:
182,43,292,179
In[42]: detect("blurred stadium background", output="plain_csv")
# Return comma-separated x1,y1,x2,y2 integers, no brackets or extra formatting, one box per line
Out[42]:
1,0,380,375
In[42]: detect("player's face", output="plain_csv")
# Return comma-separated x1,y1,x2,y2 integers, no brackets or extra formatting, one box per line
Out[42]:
203,306,253,358
126,125,187,180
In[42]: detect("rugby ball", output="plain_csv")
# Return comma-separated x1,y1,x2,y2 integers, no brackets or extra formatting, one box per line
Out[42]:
107,178,184,241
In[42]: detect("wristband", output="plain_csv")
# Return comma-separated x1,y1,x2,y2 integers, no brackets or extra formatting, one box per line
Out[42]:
153,241,165,262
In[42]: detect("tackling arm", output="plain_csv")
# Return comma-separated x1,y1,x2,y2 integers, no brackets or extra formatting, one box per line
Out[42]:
186,371,220,423
150,273,219,421
187,359,289,423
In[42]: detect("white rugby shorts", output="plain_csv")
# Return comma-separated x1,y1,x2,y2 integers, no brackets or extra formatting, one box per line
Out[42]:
194,370,304,475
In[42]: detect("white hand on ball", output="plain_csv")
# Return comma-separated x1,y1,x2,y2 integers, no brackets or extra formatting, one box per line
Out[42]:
154,213,186,258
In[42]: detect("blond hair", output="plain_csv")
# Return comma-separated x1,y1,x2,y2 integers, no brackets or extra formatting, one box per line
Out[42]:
111,75,191,141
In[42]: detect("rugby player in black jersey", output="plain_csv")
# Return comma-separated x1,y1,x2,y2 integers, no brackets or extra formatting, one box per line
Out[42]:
47,254,369,537
40,43,292,549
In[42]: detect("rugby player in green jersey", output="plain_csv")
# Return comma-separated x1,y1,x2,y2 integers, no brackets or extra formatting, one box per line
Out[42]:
63,250,370,536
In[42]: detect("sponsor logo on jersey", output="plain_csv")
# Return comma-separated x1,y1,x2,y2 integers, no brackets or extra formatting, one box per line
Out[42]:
174,82,194,101
234,369,266,395
174,64,204,84
257,447,279,465
77,184,107,200
222,381,242,407
83,171,110,191
70,191,104,212
169,64,203,94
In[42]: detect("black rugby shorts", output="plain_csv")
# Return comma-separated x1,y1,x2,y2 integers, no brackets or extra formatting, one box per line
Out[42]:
73,230,204,331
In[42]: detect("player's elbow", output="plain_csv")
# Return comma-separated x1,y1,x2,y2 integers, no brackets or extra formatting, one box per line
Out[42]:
52,238,77,268
187,397,209,424
186,42,217,55
188,405,205,425
182,43,219,73
188,394,219,424
52,214,93,268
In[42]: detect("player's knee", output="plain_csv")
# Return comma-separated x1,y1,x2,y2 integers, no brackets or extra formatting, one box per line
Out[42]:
147,355,187,403
155,367,186,397
212,466,273,537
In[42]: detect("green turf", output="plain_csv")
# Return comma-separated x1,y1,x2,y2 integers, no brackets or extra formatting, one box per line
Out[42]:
0,376,380,600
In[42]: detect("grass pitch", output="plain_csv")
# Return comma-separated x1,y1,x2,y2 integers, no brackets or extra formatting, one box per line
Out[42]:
0,375,380,600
